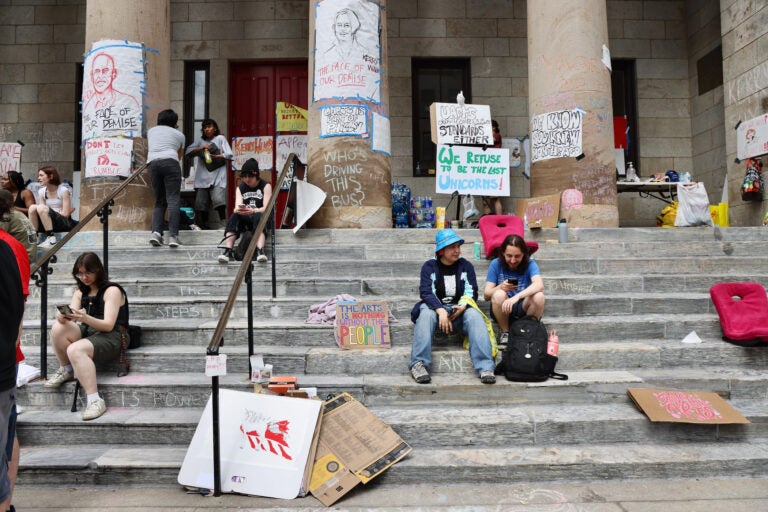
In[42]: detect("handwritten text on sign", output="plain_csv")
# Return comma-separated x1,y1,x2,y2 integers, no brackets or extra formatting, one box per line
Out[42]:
320,105,368,137
530,109,583,162
0,142,22,176
232,136,274,171
736,113,768,160
430,102,492,145
435,145,510,197
84,137,133,178
336,301,391,349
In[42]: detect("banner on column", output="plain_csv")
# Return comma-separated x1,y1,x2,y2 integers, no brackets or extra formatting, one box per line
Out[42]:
530,109,583,162
81,39,145,142
0,142,22,176
435,144,509,197
83,138,133,178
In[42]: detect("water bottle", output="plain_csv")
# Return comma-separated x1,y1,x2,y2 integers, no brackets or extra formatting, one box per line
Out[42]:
203,148,213,165
558,218,568,243
626,161,638,181
547,329,559,356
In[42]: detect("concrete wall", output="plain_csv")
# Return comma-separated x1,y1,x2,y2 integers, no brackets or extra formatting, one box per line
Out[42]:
720,0,768,226
1,0,763,226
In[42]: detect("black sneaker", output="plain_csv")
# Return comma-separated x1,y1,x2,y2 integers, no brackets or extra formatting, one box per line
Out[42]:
410,361,431,384
217,249,234,264
256,248,267,263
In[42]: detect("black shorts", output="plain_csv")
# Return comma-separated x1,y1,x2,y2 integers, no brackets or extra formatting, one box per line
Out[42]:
49,209,77,232
488,298,525,323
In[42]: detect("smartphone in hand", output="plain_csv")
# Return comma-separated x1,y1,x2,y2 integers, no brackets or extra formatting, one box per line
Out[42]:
507,278,518,287
56,304,74,316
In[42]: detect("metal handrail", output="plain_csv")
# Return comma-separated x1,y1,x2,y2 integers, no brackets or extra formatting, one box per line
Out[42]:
206,154,294,497
30,163,149,378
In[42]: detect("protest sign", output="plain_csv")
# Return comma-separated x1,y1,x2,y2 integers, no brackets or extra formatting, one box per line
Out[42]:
84,137,133,178
530,109,583,162
434,144,509,197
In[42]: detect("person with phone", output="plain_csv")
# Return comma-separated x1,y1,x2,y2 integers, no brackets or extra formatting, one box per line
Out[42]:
216,158,272,264
483,234,545,349
44,252,129,421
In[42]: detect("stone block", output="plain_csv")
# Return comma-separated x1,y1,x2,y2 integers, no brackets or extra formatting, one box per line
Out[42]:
171,40,220,60
172,22,202,42
637,78,688,99
623,20,665,39
636,58,688,80
170,3,189,22
34,5,78,25
483,38,509,57
24,63,75,84
607,1,642,20
188,2,234,22
242,19,303,39
0,5,34,25
53,24,84,44
473,77,512,97
15,24,53,44
38,44,67,64
0,44,39,64
400,18,445,38
638,98,690,118
473,56,527,78
275,0,306,20
643,0,683,20
638,117,691,138
465,0,516,19
609,38,651,59
390,37,483,57
1,83,37,103
446,19,491,38
651,39,686,59
638,137,692,158
202,20,244,40
18,103,74,123
0,104,19,124
0,64,25,85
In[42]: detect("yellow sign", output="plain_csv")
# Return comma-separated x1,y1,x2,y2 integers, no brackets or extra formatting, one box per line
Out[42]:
276,102,308,132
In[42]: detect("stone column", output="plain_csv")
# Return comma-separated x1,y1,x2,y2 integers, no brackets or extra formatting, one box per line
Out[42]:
527,0,618,227
306,0,391,228
79,0,171,231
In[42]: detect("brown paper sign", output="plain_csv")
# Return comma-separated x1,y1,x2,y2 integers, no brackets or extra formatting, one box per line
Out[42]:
628,388,750,424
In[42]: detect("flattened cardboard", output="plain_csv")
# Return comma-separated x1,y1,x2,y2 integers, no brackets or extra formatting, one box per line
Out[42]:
335,301,391,349
628,388,750,424
309,393,412,506
516,193,561,228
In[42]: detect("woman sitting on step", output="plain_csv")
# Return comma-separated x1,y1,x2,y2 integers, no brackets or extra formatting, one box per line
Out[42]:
45,252,129,421
27,166,77,248
483,234,545,350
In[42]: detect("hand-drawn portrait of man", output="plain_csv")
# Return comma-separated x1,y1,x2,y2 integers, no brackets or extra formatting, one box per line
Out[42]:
325,8,369,62
82,52,140,115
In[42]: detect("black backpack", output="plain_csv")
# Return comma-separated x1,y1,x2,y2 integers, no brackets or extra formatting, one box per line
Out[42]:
494,316,568,382
233,229,254,262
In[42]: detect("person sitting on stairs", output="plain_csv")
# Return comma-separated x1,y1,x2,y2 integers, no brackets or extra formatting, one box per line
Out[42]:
45,252,129,421
217,158,272,264
409,229,496,385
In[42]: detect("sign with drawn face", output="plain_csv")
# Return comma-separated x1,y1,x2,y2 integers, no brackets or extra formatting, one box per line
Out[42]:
313,0,381,103
736,113,768,161
81,40,145,142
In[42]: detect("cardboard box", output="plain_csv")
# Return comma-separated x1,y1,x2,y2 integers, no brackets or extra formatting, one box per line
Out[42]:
628,388,750,424
309,393,412,506
268,376,298,395
516,193,561,228
335,301,391,349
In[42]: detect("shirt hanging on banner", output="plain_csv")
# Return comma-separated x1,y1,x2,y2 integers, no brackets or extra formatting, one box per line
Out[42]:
0,142,22,176
276,102,308,132
736,113,768,161
232,136,274,171
313,0,382,104
435,144,510,197
83,138,133,178
81,39,145,142
530,109,583,162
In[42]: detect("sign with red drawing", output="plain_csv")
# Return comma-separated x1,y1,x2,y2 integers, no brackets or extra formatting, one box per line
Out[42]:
628,388,749,424
0,142,22,177
736,113,768,161
84,137,133,178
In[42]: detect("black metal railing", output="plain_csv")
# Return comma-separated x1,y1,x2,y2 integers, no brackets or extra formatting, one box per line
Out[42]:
205,154,294,496
30,163,149,379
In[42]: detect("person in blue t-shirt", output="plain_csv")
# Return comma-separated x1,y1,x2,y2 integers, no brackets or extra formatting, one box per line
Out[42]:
483,234,545,349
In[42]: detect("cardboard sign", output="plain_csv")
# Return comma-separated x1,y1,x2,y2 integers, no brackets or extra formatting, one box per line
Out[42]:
515,193,561,228
736,112,768,160
628,388,750,424
232,136,274,171
435,144,510,197
178,389,322,499
275,102,308,132
0,142,22,176
429,102,492,145
83,137,133,178
309,393,412,506
335,301,391,349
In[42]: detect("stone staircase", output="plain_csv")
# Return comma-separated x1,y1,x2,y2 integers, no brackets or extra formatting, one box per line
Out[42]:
15,226,768,491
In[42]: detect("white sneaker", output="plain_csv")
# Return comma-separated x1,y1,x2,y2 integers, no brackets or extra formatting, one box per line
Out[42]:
82,398,106,421
39,235,57,247
44,367,74,388
256,248,267,263
168,236,181,248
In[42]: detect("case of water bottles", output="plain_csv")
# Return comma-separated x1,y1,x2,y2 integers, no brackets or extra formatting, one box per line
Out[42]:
410,196,436,228
391,183,436,228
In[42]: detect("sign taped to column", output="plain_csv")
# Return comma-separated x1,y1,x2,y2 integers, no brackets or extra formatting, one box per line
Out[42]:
530,109,583,162
83,137,133,178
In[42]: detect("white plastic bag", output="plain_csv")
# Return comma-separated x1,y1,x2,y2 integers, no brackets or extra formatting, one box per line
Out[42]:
675,182,713,227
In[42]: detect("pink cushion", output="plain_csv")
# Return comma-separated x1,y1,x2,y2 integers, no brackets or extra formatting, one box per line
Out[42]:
477,215,538,259
710,282,768,344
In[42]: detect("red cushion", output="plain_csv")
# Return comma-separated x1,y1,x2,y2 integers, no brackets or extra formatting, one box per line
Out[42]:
710,282,768,344
477,215,538,259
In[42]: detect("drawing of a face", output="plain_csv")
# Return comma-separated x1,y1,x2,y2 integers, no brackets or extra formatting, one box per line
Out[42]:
333,9,360,42
91,54,117,94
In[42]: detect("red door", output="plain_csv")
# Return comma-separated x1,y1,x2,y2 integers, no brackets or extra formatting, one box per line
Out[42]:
228,61,308,221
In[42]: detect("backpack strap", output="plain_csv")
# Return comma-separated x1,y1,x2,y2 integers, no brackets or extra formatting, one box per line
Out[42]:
548,371,569,381
117,325,130,377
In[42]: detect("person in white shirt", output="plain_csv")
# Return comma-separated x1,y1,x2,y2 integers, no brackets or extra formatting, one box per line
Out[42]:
185,119,233,229
146,109,186,248
27,166,77,247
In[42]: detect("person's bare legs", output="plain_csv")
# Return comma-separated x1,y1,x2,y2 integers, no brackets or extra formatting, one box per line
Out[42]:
522,291,546,320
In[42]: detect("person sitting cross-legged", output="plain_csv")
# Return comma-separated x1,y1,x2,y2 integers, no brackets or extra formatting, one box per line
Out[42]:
408,229,496,385
217,158,272,264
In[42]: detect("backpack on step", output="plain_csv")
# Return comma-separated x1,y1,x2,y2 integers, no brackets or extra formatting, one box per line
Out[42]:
494,316,568,382
233,229,254,262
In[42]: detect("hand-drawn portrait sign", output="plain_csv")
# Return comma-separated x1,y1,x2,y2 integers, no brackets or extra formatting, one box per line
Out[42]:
530,109,583,162
319,105,368,137
81,40,144,142
84,137,133,178
0,142,22,177
736,113,768,161
435,144,510,197
429,102,492,145
313,0,381,103
232,136,274,171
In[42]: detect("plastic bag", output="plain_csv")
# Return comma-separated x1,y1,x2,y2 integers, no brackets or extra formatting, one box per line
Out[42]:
675,182,713,227
657,201,678,228
741,158,763,202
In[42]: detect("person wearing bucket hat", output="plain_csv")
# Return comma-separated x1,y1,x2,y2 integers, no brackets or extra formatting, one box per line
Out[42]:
408,228,496,384
216,158,272,264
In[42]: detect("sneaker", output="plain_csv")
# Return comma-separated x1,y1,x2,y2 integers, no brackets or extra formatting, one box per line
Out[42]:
217,249,234,264
410,361,431,384
498,331,509,351
39,235,57,247
190,224,203,231
82,398,106,421
44,367,74,388
480,370,496,384
256,248,267,263
168,236,181,248
149,232,164,247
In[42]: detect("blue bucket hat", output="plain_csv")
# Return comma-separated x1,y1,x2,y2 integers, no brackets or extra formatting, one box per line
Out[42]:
435,228,464,253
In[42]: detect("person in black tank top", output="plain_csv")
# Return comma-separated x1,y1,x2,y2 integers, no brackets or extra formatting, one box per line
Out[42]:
217,158,273,264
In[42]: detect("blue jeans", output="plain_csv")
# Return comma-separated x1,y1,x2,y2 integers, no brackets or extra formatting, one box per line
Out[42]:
150,158,182,237
409,303,495,374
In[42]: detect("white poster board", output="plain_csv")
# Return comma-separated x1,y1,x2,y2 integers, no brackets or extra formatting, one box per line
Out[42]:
435,144,510,197
0,142,22,177
371,112,390,155
294,180,328,233
313,0,382,103
430,102,492,146
319,105,368,137
736,113,768,161
232,136,274,171
178,389,322,499
276,134,307,189
81,39,144,141
530,109,584,162
501,138,521,168
83,138,133,178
